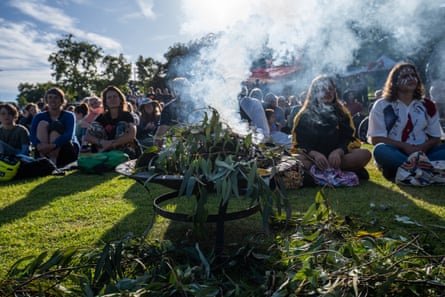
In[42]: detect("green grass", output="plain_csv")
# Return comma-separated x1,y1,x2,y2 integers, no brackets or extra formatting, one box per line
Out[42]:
1,145,445,278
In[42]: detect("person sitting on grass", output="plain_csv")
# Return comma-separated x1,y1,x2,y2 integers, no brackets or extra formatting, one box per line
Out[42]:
84,85,142,160
18,102,39,131
367,62,445,180
0,103,30,156
137,98,162,148
74,103,90,153
29,87,80,167
292,74,371,183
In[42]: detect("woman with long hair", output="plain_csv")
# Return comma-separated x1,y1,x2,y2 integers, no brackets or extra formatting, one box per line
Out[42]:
292,75,371,181
368,62,445,180
84,85,141,159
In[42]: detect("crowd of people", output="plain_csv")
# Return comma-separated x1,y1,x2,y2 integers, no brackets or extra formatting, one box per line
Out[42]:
1,61,445,187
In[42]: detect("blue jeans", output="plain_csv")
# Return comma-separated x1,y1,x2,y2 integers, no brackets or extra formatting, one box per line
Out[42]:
373,142,445,177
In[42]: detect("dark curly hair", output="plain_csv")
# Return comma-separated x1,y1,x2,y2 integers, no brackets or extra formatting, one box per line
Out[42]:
382,62,425,102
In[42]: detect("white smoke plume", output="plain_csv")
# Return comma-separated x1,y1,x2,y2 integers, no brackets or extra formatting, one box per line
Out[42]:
173,0,445,130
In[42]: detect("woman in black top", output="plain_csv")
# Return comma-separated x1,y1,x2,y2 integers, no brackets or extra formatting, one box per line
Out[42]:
85,85,141,159
292,75,371,175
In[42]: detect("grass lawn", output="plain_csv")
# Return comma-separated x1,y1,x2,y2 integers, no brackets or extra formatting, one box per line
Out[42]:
1,145,445,278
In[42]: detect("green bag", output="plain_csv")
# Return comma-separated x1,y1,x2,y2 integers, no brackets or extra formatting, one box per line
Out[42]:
78,150,129,174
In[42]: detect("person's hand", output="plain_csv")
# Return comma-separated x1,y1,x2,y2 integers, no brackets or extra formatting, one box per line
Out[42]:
145,122,156,130
309,150,330,171
99,139,115,152
414,142,430,154
400,142,419,155
328,148,344,169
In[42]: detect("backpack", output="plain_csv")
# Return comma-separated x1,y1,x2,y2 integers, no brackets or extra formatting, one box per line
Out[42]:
78,150,130,174
13,157,60,180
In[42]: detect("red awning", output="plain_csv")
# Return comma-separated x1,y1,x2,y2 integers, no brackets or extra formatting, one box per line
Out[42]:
249,65,302,82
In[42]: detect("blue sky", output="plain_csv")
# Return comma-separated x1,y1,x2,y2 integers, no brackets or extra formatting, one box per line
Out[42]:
0,0,194,102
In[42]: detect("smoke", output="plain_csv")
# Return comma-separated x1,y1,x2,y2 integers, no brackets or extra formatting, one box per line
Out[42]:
173,0,445,130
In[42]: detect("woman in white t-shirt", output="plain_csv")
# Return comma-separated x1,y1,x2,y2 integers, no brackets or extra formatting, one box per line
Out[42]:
367,62,445,180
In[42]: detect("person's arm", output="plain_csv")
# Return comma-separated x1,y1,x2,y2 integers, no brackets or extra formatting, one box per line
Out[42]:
153,104,174,147
336,112,355,154
308,149,331,171
53,111,76,147
421,98,443,153
29,112,42,147
415,136,441,154
370,136,419,155
99,113,137,151
18,126,30,155
153,125,170,147
84,130,103,149
366,99,406,151
107,123,137,149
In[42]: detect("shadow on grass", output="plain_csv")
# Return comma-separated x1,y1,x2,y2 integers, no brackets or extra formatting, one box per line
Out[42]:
100,177,266,253
0,172,114,227
99,178,169,242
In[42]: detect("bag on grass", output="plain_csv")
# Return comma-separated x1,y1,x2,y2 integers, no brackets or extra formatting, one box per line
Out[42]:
78,150,129,174
271,156,304,190
309,165,359,187
15,157,58,179
395,151,445,186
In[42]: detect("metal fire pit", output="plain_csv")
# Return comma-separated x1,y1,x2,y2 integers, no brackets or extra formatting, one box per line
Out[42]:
116,160,261,255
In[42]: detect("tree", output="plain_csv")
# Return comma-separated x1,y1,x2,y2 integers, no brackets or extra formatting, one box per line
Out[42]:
96,54,132,93
16,82,56,105
48,34,103,101
135,55,165,94
163,42,194,81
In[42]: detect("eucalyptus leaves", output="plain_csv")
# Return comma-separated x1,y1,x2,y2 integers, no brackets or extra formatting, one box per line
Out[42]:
141,108,289,229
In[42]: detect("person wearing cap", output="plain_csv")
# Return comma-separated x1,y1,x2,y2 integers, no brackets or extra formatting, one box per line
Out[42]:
29,87,80,167
137,98,162,147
